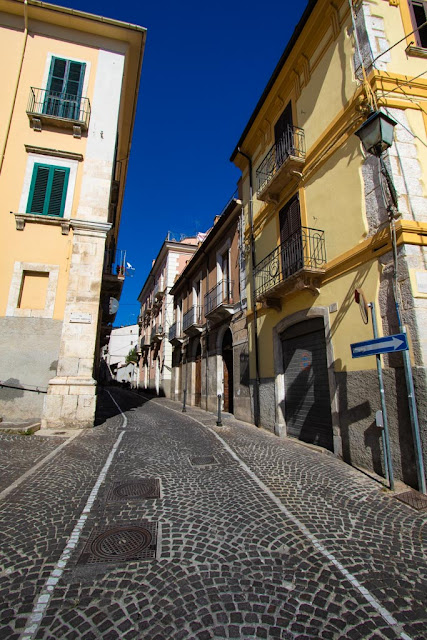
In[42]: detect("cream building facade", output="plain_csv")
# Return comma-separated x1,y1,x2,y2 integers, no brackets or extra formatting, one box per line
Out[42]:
137,236,200,397
0,0,145,428
231,0,427,489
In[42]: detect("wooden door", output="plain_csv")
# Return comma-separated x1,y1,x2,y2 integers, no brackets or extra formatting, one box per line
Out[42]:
195,352,202,407
222,346,233,414
279,195,302,278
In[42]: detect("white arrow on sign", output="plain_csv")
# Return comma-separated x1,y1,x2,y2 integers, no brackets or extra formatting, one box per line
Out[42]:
353,335,405,355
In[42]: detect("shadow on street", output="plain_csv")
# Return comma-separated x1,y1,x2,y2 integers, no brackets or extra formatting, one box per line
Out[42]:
94,384,152,425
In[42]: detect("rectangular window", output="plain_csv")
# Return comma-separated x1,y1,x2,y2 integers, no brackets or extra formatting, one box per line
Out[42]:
18,271,49,310
409,1,427,48
43,57,86,119
26,163,70,217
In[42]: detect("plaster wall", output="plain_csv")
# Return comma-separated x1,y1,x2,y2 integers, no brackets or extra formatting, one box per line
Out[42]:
0,317,62,420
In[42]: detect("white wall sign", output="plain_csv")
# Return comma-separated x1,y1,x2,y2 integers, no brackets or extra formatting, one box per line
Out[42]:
70,312,92,324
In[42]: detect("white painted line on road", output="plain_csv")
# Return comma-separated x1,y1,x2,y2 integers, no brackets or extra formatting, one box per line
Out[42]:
159,401,413,640
20,390,126,640
0,430,82,502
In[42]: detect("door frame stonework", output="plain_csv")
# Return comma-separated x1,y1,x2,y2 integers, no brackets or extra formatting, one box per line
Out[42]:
272,306,341,456
215,324,234,410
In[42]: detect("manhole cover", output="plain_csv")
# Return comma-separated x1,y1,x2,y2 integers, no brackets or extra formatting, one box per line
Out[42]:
190,456,217,466
395,490,427,511
106,478,160,501
78,522,157,564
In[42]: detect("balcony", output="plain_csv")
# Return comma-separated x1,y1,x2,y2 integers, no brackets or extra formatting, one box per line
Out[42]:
254,227,326,306
204,280,235,322
151,324,164,343
102,248,126,297
27,87,91,136
183,305,204,336
153,278,166,302
141,333,151,350
256,126,305,202
169,321,184,346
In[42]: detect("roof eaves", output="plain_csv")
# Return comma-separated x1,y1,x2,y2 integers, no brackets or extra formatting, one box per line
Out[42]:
230,0,318,162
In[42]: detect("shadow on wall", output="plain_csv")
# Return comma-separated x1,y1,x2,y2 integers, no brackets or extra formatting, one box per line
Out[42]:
334,358,418,487
0,378,25,401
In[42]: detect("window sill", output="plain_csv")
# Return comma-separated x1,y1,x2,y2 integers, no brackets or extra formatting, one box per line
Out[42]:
405,44,427,59
11,212,70,234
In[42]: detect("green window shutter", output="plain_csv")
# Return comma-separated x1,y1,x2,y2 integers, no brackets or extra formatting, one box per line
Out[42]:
29,166,50,214
47,168,68,216
26,163,70,217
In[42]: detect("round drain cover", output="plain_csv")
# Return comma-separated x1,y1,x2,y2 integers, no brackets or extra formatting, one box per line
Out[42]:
90,526,152,561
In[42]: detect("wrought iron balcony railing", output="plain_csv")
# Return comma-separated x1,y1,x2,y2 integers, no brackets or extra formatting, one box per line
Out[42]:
183,305,203,331
168,321,183,342
254,227,326,299
27,87,91,128
256,125,305,194
103,248,126,278
204,280,234,316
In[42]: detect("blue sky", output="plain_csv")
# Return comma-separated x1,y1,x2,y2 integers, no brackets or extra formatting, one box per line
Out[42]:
50,0,309,325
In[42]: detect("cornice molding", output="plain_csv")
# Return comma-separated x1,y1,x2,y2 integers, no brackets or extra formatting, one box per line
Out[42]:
25,145,83,162
70,219,112,237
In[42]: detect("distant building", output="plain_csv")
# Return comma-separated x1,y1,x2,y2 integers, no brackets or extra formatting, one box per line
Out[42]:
0,0,146,427
169,189,251,422
137,236,200,397
231,0,427,488
103,324,139,376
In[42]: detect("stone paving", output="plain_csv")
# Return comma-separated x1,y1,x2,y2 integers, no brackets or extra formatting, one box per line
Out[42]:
0,387,425,640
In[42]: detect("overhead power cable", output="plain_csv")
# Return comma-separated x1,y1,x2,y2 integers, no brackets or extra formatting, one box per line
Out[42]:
370,20,427,66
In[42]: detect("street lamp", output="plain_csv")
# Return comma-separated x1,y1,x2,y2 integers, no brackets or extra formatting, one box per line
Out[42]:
354,110,397,157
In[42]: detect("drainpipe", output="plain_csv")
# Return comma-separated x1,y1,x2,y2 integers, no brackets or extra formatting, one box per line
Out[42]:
0,0,29,174
236,148,261,426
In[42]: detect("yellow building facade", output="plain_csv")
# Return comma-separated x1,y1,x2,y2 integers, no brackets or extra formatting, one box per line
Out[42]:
231,0,427,488
0,0,145,428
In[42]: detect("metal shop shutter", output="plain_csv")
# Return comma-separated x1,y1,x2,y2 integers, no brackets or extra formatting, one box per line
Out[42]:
281,317,333,451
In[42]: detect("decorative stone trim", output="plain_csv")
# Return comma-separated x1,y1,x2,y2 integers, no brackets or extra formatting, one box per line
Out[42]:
25,145,84,162
11,211,70,234
6,262,59,318
70,219,112,238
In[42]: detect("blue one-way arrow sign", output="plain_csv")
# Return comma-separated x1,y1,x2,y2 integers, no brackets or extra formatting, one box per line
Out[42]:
351,333,409,358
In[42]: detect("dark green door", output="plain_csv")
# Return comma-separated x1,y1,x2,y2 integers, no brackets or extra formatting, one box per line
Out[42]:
44,58,85,120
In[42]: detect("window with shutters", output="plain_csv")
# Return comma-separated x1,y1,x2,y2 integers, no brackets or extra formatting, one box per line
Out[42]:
26,163,70,217
408,1,427,47
27,56,90,132
43,58,86,119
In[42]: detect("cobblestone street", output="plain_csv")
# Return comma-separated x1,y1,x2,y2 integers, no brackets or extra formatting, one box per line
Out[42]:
0,387,426,640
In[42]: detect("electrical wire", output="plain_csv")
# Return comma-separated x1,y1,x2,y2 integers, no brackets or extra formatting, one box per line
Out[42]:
377,69,427,99
382,105,427,148
370,20,427,66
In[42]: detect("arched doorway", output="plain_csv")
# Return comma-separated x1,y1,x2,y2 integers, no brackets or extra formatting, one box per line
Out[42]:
195,342,202,407
281,317,333,450
222,329,234,414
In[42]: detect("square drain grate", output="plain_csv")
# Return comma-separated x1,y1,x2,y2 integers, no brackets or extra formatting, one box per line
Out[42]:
78,521,158,565
190,455,217,466
106,478,161,502
394,490,427,511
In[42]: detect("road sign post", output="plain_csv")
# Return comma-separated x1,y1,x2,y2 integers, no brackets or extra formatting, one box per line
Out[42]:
350,333,408,359
350,305,406,491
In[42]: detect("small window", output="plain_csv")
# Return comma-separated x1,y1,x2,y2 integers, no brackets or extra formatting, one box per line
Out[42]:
26,163,70,217
409,1,427,48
